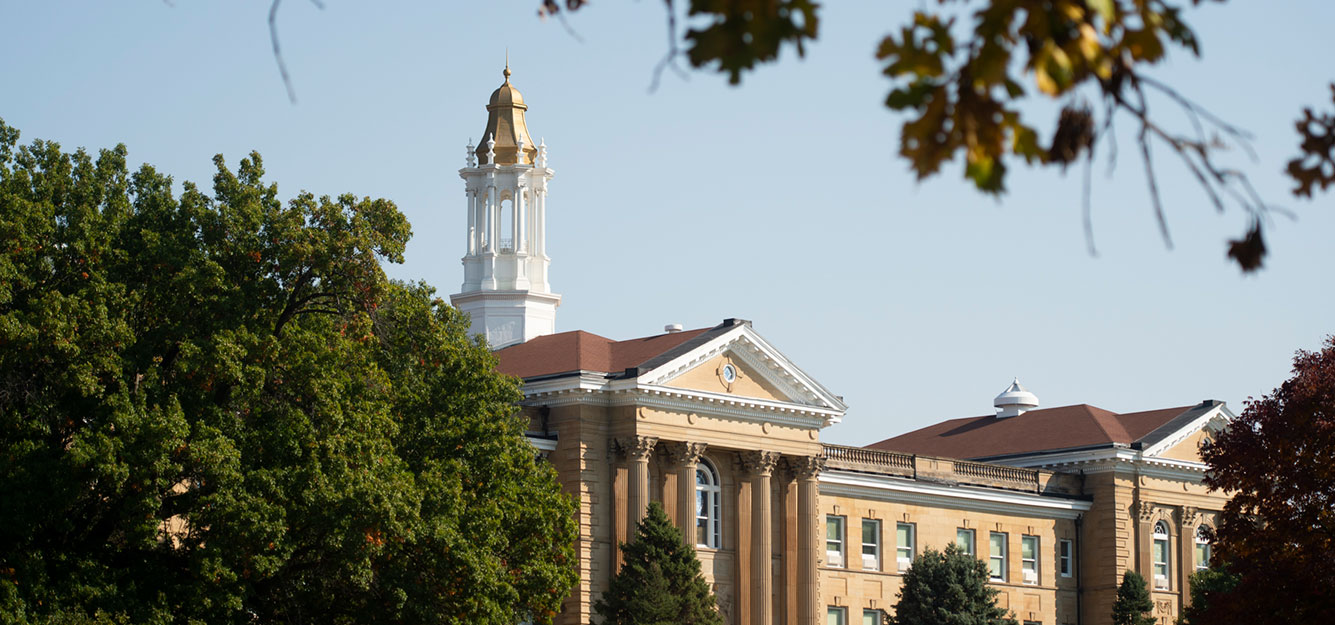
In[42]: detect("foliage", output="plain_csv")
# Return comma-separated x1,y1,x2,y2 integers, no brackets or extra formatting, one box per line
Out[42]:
538,0,1335,273
1198,336,1335,624
889,543,1017,625
1176,563,1239,625
1110,570,1156,625
593,502,724,625
0,118,579,625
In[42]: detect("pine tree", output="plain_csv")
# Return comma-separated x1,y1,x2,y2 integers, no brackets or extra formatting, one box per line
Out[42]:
594,502,725,625
889,543,1017,625
1111,571,1158,625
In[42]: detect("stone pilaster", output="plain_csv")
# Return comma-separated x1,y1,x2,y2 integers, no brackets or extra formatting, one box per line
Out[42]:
742,451,780,625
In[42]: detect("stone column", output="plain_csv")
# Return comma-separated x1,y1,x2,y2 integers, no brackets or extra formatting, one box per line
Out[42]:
661,442,708,541
790,456,825,625
619,436,658,532
743,452,780,625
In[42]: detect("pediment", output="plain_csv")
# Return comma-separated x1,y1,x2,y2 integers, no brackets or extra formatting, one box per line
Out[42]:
1141,404,1233,462
632,324,846,414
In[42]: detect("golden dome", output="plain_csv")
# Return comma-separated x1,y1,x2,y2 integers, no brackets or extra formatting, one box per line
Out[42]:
476,63,538,166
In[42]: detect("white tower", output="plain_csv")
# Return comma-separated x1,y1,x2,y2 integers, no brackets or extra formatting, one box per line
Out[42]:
450,64,560,348
994,378,1040,418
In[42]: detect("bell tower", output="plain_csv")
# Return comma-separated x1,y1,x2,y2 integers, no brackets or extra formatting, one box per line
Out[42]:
450,63,560,348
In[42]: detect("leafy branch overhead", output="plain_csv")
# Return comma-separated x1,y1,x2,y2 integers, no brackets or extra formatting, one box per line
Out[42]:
541,0,1334,273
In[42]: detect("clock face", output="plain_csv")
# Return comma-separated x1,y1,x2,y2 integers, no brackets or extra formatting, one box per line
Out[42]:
721,363,738,384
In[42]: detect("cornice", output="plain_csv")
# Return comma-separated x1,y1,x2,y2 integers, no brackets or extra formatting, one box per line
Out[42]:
520,385,839,429
819,471,1091,520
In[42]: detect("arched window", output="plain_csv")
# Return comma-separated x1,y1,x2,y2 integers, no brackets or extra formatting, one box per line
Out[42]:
1195,526,1212,571
1152,521,1171,589
695,459,721,549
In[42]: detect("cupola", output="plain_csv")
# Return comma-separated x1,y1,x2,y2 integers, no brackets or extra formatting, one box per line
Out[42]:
475,62,538,166
994,378,1039,418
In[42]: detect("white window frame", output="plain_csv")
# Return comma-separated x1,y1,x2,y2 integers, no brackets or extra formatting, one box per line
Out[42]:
1059,539,1074,578
861,518,881,571
826,515,846,568
695,459,721,549
1194,526,1211,572
862,609,884,625
1152,521,1171,589
1021,535,1039,585
896,522,916,571
989,532,1008,581
827,606,847,625
957,528,976,557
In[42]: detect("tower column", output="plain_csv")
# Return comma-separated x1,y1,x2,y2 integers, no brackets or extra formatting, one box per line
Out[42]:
744,452,780,625
661,442,708,539
791,456,825,625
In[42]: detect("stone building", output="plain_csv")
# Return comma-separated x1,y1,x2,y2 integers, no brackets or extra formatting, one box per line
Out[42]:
449,68,1233,625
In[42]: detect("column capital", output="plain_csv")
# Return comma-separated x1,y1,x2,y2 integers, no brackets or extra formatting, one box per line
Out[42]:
659,441,708,467
739,450,781,476
786,455,826,481
616,435,659,460
1177,506,1201,528
1133,501,1158,523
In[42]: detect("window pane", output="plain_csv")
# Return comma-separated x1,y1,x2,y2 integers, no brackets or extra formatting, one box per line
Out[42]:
897,525,910,547
991,533,1005,554
828,517,843,541
827,608,845,625
863,520,878,544
697,469,707,485
989,557,1003,578
957,529,974,555
1022,536,1037,561
863,610,880,625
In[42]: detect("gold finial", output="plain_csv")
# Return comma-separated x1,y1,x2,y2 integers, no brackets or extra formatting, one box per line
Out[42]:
503,50,511,80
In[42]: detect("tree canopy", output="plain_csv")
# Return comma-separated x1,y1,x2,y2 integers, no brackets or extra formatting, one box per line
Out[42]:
593,502,724,625
889,543,1016,625
1198,336,1335,624
0,118,578,625
534,0,1335,272
1110,570,1156,625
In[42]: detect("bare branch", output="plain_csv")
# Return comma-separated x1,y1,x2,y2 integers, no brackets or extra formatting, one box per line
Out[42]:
649,0,689,93
1138,124,1173,249
269,0,325,104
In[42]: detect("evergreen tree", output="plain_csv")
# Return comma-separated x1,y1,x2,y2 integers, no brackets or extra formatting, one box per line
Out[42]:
889,543,1017,625
1178,564,1240,625
593,502,724,625
1111,571,1157,625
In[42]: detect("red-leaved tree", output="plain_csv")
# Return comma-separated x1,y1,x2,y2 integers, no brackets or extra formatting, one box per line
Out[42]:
1201,336,1335,623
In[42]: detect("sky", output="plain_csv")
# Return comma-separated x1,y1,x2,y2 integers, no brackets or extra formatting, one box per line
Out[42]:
3,1,1332,446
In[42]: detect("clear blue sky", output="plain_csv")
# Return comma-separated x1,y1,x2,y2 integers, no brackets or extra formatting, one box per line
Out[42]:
3,1,1332,445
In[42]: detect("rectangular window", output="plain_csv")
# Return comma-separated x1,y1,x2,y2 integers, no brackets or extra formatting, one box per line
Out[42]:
1021,535,1039,584
1194,528,1211,572
827,607,847,625
1059,539,1073,578
1152,523,1170,589
957,528,976,556
862,609,884,625
861,519,881,571
896,522,916,571
989,532,1008,581
826,516,845,568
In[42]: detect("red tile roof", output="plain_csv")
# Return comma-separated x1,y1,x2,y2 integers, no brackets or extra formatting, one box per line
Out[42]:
494,327,712,379
866,404,1194,460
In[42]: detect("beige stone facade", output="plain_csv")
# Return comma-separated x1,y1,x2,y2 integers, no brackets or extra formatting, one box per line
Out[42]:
501,321,1233,625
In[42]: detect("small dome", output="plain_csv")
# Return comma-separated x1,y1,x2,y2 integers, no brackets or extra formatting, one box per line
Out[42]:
994,378,1039,418
488,66,526,108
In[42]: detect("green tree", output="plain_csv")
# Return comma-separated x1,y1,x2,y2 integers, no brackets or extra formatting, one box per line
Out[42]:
1197,336,1335,624
1111,571,1156,625
593,502,724,625
534,0,1335,272
0,118,578,625
1176,563,1239,625
889,543,1017,625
